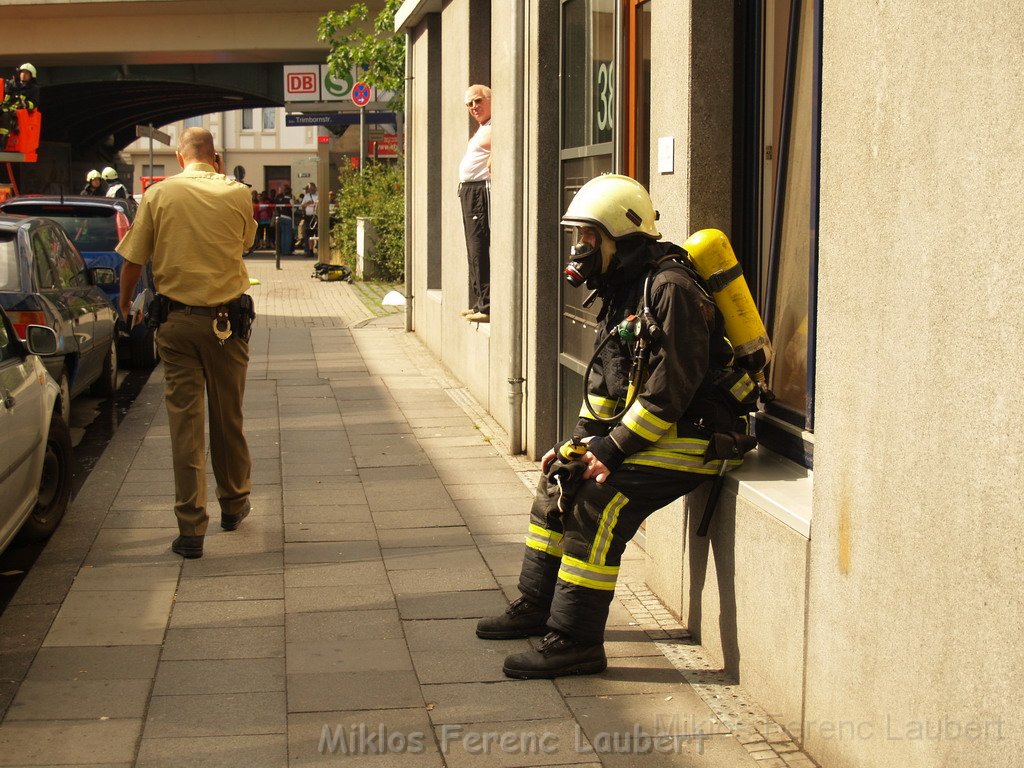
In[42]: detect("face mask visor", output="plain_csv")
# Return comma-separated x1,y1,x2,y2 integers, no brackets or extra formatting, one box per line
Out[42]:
564,226,602,288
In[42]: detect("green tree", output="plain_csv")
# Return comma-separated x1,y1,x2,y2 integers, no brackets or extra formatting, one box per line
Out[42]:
333,161,404,282
318,0,406,110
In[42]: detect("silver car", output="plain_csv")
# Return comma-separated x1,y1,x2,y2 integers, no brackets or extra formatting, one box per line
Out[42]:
0,307,72,552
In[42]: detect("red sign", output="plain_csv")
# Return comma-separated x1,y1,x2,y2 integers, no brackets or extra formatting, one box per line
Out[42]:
351,81,372,108
317,135,331,144
287,72,318,95
369,133,399,158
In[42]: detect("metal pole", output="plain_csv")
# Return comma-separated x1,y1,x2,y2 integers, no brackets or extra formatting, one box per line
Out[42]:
359,106,367,174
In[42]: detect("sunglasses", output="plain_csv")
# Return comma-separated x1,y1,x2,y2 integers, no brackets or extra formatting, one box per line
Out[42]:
465,97,486,108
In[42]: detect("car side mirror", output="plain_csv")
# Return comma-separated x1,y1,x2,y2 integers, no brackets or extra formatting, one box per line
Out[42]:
25,324,59,356
90,266,117,286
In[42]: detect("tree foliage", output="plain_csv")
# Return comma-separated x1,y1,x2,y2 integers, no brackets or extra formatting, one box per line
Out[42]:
318,0,406,110
333,161,405,282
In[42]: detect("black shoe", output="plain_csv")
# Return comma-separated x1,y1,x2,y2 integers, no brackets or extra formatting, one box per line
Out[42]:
502,630,607,679
476,597,550,639
220,500,251,531
172,535,204,559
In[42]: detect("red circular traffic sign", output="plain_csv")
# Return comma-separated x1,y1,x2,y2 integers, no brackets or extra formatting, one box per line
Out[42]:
351,81,372,107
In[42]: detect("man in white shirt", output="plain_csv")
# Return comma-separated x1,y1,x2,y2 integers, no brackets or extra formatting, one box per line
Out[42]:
458,84,492,323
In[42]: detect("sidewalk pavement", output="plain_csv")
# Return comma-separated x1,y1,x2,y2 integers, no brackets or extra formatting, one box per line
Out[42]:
0,255,818,767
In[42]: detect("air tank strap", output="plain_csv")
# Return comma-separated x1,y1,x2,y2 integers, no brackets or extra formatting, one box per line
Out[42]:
705,263,745,293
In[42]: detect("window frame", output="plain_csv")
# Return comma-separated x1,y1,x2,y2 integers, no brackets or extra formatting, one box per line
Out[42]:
750,0,822,468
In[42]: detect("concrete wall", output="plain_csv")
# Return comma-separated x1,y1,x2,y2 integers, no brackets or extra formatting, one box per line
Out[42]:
805,4,1024,766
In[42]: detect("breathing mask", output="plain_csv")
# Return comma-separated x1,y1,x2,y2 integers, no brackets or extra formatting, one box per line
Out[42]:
564,226,617,288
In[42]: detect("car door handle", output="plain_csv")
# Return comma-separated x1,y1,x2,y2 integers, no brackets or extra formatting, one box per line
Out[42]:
1,389,13,409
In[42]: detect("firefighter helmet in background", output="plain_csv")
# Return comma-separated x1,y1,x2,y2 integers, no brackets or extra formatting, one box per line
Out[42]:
18,63,36,78
86,170,101,182
682,228,772,375
101,167,118,181
561,174,662,240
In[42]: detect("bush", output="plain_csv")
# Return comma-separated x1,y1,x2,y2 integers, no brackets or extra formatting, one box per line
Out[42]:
332,161,404,282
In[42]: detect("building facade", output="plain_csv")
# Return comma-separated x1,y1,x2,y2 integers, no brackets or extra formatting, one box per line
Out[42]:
396,1,1023,766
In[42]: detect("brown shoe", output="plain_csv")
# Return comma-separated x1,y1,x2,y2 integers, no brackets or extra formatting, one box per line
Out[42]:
220,500,251,531
172,535,204,559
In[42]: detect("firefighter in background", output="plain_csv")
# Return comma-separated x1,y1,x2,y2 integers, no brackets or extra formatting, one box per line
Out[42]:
476,174,759,679
0,63,40,151
81,170,106,196
102,166,128,199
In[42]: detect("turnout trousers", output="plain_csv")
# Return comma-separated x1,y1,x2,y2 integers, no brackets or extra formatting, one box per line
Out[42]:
518,464,706,644
157,311,252,536
458,180,490,314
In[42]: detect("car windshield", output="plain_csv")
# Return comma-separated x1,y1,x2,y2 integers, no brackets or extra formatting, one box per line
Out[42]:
0,234,20,290
3,205,119,252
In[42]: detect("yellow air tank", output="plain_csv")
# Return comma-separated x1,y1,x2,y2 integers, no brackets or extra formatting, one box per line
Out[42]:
682,228,772,374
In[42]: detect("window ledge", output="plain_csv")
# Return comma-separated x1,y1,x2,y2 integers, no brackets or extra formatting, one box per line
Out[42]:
724,446,812,539
426,288,442,304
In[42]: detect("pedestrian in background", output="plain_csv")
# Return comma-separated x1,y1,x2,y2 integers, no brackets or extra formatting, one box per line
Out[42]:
458,83,492,324
80,169,106,196
115,127,257,559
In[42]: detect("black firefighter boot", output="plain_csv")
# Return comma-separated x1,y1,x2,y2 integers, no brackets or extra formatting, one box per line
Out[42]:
476,596,550,639
502,630,607,679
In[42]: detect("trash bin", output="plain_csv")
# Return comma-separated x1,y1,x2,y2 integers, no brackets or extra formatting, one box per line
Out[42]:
276,214,294,256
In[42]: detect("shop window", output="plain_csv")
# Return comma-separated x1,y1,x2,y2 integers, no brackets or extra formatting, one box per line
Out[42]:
747,0,820,467
625,0,653,187
262,108,276,131
241,110,253,131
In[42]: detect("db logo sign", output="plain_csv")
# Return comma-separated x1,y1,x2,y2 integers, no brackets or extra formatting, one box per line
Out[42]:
283,66,322,101
288,73,317,94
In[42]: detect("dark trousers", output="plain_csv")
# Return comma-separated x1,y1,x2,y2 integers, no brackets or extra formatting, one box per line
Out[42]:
157,311,252,536
459,181,490,314
518,465,706,644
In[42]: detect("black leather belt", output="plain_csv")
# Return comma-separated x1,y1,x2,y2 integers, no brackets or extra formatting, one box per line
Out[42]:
167,301,220,317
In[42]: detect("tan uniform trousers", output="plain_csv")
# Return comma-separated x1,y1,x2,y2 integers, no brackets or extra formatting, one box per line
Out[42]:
156,309,251,536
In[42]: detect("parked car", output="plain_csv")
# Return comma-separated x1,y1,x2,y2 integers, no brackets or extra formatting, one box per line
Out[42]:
0,307,72,552
0,214,119,424
0,195,158,368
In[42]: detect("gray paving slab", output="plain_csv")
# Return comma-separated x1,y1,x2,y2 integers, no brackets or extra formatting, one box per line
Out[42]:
283,561,389,588
284,583,396,614
285,522,378,542
25,645,161,682
287,670,423,713
377,526,474,548
0,718,143,765
288,637,413,674
43,588,175,647
382,546,489,572
160,626,285,661
180,551,284,578
168,599,285,629
288,707,441,767
434,717,594,768
82,529,181,566
423,680,571,724
143,690,286,738
283,540,381,564
152,658,286,696
135,733,288,768
286,608,404,643
388,566,498,595
5,678,152,720
175,573,283,602
395,590,510,620
283,505,373,524
371,509,466,529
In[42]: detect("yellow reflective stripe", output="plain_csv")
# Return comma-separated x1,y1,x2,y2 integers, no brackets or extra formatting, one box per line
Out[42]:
525,524,563,556
590,492,627,566
621,401,672,442
558,555,619,591
623,450,742,474
653,437,709,454
730,374,755,401
579,394,619,420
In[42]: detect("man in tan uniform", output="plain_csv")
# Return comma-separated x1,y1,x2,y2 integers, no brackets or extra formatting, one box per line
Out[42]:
117,127,257,559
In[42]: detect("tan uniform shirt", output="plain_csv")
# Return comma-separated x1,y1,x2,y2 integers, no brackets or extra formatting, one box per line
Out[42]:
116,162,257,306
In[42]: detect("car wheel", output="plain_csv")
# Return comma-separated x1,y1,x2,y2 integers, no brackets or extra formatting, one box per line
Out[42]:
58,368,71,427
19,412,73,542
91,340,118,396
132,327,159,369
